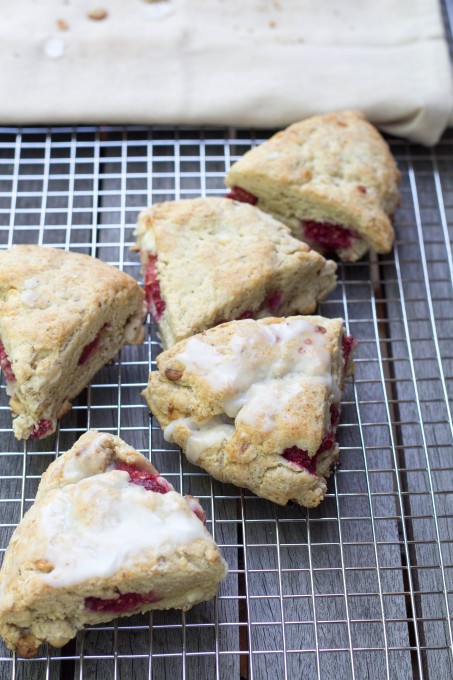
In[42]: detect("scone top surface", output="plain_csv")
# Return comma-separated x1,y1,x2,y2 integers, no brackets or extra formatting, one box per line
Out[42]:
0,245,146,439
134,197,337,348
0,245,145,385
149,315,346,455
144,316,354,507
225,110,400,257
0,430,227,657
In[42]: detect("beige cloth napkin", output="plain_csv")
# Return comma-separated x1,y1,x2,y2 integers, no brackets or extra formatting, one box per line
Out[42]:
1,0,452,145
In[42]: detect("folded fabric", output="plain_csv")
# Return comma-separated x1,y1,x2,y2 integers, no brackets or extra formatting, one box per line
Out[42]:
1,0,452,145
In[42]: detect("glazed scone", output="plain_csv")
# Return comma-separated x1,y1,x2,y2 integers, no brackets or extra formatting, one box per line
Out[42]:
225,110,401,261
143,316,356,507
133,197,337,349
0,246,147,440
0,430,227,658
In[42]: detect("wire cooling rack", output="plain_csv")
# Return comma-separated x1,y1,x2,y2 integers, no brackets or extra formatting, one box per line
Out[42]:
0,124,453,680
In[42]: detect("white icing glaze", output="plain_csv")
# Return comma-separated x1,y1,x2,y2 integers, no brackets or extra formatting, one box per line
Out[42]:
236,378,304,432
62,433,112,484
24,277,39,289
176,319,333,424
163,417,199,442
41,470,207,587
168,319,338,458
186,420,235,464
164,417,235,464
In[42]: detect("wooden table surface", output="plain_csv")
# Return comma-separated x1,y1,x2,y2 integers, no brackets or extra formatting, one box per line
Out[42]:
0,126,452,679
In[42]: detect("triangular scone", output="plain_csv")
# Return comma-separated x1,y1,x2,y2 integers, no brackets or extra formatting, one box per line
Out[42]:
133,197,337,349
143,316,356,507
225,110,401,262
0,246,147,440
0,430,227,658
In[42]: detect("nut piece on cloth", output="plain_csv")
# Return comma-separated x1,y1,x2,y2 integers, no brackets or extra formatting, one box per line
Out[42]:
0,430,227,657
143,315,356,507
0,246,147,440
133,197,337,349
226,111,401,262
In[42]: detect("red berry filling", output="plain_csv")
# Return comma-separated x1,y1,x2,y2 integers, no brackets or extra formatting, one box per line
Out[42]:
144,254,166,321
316,431,336,454
237,310,254,320
85,591,159,614
330,404,340,428
342,334,357,365
116,462,172,494
282,432,337,474
225,186,258,205
0,341,15,383
282,446,317,475
28,419,54,440
78,324,108,366
302,220,358,251
186,496,207,525
264,290,282,313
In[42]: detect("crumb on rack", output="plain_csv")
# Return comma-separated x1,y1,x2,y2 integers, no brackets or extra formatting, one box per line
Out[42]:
56,19,69,30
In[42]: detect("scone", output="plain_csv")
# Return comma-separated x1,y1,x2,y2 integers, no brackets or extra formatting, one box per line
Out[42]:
133,197,337,348
225,110,401,261
0,430,227,658
0,246,147,440
143,316,355,507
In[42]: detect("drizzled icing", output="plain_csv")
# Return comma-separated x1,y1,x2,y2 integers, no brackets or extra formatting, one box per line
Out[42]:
40,471,207,588
176,319,333,417
62,433,112,484
164,416,235,464
165,318,338,458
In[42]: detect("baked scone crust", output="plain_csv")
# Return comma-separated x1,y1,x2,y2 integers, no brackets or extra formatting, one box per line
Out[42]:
0,430,227,658
133,197,337,348
0,246,147,439
225,110,401,261
143,316,355,507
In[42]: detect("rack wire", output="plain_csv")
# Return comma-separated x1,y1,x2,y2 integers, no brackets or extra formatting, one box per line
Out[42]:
0,124,453,680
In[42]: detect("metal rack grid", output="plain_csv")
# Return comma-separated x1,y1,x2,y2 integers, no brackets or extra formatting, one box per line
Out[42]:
0,125,452,680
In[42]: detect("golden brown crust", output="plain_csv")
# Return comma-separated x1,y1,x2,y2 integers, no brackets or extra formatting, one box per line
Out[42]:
225,110,401,260
0,430,227,657
134,197,337,348
143,315,353,507
0,246,146,439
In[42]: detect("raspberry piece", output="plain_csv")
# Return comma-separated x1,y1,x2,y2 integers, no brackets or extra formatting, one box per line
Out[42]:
330,404,340,428
282,446,317,475
237,310,254,320
302,220,357,251
78,324,108,366
0,342,15,382
29,419,54,440
225,186,258,205
85,591,158,614
116,462,172,494
186,496,207,525
317,432,335,454
342,334,357,365
144,254,166,321
264,290,282,313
